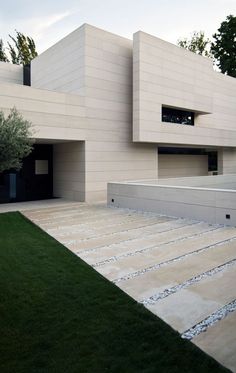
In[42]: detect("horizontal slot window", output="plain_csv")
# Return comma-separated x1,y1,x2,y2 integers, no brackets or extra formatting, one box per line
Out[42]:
162,107,194,126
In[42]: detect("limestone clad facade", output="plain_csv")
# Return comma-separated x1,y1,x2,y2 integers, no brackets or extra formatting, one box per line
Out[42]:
0,24,235,202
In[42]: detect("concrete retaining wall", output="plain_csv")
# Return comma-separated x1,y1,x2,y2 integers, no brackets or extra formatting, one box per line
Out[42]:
108,175,236,226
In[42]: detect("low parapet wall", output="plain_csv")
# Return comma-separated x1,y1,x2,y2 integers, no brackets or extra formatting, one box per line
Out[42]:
126,174,236,189
107,175,236,226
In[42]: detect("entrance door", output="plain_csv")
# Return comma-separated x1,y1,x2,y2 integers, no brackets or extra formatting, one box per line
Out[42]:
0,144,53,203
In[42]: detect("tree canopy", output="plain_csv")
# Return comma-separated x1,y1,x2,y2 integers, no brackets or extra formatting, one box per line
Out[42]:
211,15,236,78
177,31,212,57
0,108,33,173
0,31,37,65
177,15,236,78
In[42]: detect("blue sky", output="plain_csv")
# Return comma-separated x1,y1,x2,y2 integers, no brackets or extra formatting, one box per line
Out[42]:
1,0,236,53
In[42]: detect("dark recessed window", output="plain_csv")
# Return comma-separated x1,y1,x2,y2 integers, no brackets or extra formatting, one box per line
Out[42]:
162,107,194,126
208,151,217,172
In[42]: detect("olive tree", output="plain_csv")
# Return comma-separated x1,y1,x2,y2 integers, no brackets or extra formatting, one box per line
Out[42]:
0,108,33,172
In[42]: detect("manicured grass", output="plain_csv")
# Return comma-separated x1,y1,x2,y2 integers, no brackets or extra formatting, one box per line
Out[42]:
0,212,229,373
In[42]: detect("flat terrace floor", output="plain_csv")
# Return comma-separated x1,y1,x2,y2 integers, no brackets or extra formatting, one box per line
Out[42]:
2,200,236,372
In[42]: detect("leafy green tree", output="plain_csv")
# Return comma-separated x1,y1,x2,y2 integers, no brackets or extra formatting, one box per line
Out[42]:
0,39,9,62
8,31,38,65
177,31,212,57
0,108,33,172
211,15,236,77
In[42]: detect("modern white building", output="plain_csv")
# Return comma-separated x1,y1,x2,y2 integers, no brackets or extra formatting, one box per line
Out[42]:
0,24,236,203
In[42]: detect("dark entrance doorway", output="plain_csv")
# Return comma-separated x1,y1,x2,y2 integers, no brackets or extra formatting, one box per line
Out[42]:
0,144,53,203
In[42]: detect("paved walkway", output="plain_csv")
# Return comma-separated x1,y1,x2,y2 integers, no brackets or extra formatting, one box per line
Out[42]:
2,200,236,372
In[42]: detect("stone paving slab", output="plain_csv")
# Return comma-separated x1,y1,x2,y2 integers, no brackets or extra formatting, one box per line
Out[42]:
97,227,236,280
119,240,236,301
58,219,173,252
192,311,236,373
34,211,169,233
30,207,139,223
15,200,236,372
0,199,80,213
28,205,127,223
35,212,128,229
103,222,210,253
25,204,96,218
53,217,174,244
145,265,236,333
42,216,161,242
79,221,214,264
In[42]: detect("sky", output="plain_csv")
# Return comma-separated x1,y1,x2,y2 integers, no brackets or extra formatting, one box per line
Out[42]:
0,0,236,54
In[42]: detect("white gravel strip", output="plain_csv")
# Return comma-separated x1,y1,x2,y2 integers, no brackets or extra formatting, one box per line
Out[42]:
182,299,236,340
141,259,236,305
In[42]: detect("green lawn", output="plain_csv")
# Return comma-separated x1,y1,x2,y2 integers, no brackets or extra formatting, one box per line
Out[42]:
0,212,229,373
